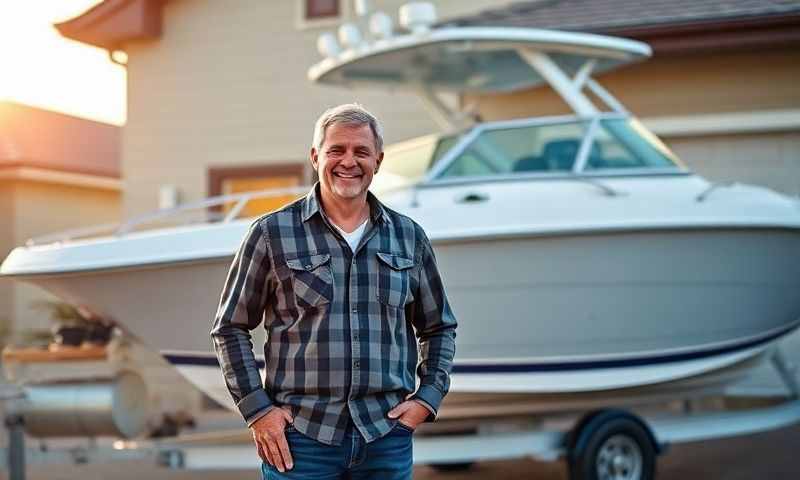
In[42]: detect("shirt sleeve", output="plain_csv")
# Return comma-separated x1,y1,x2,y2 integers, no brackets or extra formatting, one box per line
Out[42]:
210,220,274,426
409,228,457,421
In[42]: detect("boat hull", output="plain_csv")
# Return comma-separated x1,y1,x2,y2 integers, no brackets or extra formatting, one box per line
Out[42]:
15,226,800,400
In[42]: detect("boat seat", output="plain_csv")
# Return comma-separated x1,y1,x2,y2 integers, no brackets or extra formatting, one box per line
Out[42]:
590,156,639,169
514,139,604,172
543,139,596,170
513,155,548,172
544,139,580,170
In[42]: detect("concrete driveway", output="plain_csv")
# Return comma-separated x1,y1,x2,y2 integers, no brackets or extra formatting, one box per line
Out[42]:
414,423,799,479
10,423,798,479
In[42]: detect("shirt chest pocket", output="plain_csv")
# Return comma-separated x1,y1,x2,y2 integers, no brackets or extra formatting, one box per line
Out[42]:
376,252,415,308
286,253,333,309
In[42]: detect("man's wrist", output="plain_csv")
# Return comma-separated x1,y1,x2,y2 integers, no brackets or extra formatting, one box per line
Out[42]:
237,388,274,424
412,398,436,416
410,384,444,421
246,405,275,428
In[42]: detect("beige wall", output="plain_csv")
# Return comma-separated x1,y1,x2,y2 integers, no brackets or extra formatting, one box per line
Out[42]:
2,180,120,334
667,131,800,196
0,182,14,340
469,48,800,120
121,0,504,217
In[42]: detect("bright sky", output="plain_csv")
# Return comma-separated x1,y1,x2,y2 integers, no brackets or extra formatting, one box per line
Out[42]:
0,0,126,125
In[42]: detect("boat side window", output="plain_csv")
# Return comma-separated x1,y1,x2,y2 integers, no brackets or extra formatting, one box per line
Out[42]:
585,119,682,170
438,121,590,179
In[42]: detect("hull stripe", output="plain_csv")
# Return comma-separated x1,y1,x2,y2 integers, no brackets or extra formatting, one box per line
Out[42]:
163,322,798,374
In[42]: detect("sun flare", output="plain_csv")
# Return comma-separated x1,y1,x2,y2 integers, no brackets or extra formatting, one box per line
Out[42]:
0,0,126,125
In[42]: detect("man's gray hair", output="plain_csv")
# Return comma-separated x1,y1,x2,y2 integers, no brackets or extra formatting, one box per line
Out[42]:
312,103,384,153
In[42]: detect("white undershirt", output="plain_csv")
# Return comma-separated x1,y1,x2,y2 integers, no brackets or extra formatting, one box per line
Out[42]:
332,218,369,252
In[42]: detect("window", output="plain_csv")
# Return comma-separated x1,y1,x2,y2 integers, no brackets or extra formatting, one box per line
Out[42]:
305,0,339,20
585,119,682,171
208,164,306,219
439,121,590,179
434,118,684,180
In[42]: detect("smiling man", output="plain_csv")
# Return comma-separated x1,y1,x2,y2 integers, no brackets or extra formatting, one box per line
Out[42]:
211,103,457,479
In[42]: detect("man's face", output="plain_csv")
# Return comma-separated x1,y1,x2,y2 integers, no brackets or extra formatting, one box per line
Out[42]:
311,122,383,203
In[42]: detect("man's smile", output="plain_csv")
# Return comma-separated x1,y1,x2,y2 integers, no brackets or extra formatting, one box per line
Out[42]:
333,171,362,179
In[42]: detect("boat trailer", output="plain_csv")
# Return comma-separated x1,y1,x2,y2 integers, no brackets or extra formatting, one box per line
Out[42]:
3,349,799,480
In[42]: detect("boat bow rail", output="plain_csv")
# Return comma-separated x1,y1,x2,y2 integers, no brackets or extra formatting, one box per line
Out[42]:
20,186,312,248
0,186,312,276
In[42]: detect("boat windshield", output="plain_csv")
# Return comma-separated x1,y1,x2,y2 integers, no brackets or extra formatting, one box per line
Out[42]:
432,117,682,180
379,133,459,182
585,118,683,171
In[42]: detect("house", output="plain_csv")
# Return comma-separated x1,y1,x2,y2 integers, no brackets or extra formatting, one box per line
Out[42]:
444,0,800,195
0,101,121,338
54,0,507,219
32,0,800,402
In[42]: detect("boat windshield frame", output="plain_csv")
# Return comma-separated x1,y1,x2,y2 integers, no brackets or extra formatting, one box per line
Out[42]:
419,112,689,188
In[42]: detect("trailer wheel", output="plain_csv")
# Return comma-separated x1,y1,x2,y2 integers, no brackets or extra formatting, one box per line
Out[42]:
568,411,656,480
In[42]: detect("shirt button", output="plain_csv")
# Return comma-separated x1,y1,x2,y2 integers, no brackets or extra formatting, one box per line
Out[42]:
353,334,360,341
353,361,360,368
351,307,358,313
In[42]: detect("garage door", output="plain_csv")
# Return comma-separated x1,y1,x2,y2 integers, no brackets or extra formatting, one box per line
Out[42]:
664,131,800,197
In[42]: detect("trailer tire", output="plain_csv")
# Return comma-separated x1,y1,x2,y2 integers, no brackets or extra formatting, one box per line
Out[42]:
568,411,656,480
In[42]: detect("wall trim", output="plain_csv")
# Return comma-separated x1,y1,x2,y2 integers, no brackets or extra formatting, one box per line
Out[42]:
641,109,800,137
0,166,122,191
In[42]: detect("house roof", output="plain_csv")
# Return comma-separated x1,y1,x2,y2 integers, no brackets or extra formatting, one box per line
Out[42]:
60,0,800,58
55,0,164,50
445,0,800,31
442,0,800,53
0,101,120,178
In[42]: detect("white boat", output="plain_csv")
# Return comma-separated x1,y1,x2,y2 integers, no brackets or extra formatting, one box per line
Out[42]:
2,7,800,420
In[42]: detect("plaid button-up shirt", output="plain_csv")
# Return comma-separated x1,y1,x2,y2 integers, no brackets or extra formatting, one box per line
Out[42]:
211,185,457,446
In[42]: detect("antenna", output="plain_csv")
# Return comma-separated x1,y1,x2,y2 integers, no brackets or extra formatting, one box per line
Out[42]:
317,32,341,58
369,12,394,39
399,2,437,34
354,0,370,17
338,23,364,50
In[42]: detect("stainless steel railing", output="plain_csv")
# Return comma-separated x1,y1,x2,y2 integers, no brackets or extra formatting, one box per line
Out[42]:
26,185,312,247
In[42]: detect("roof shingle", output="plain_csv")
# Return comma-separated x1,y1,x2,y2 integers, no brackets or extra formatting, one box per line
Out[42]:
444,0,800,33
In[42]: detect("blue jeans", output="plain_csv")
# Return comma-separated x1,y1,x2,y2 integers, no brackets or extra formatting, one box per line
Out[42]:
261,420,413,480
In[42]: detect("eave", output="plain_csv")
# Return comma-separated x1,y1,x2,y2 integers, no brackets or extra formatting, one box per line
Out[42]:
0,162,121,191
605,13,800,55
54,0,165,50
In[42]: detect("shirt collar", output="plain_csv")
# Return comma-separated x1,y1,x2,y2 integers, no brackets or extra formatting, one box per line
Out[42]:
301,183,391,225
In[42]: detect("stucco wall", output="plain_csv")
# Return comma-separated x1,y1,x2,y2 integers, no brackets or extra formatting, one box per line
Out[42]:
6,180,120,333
121,0,504,217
